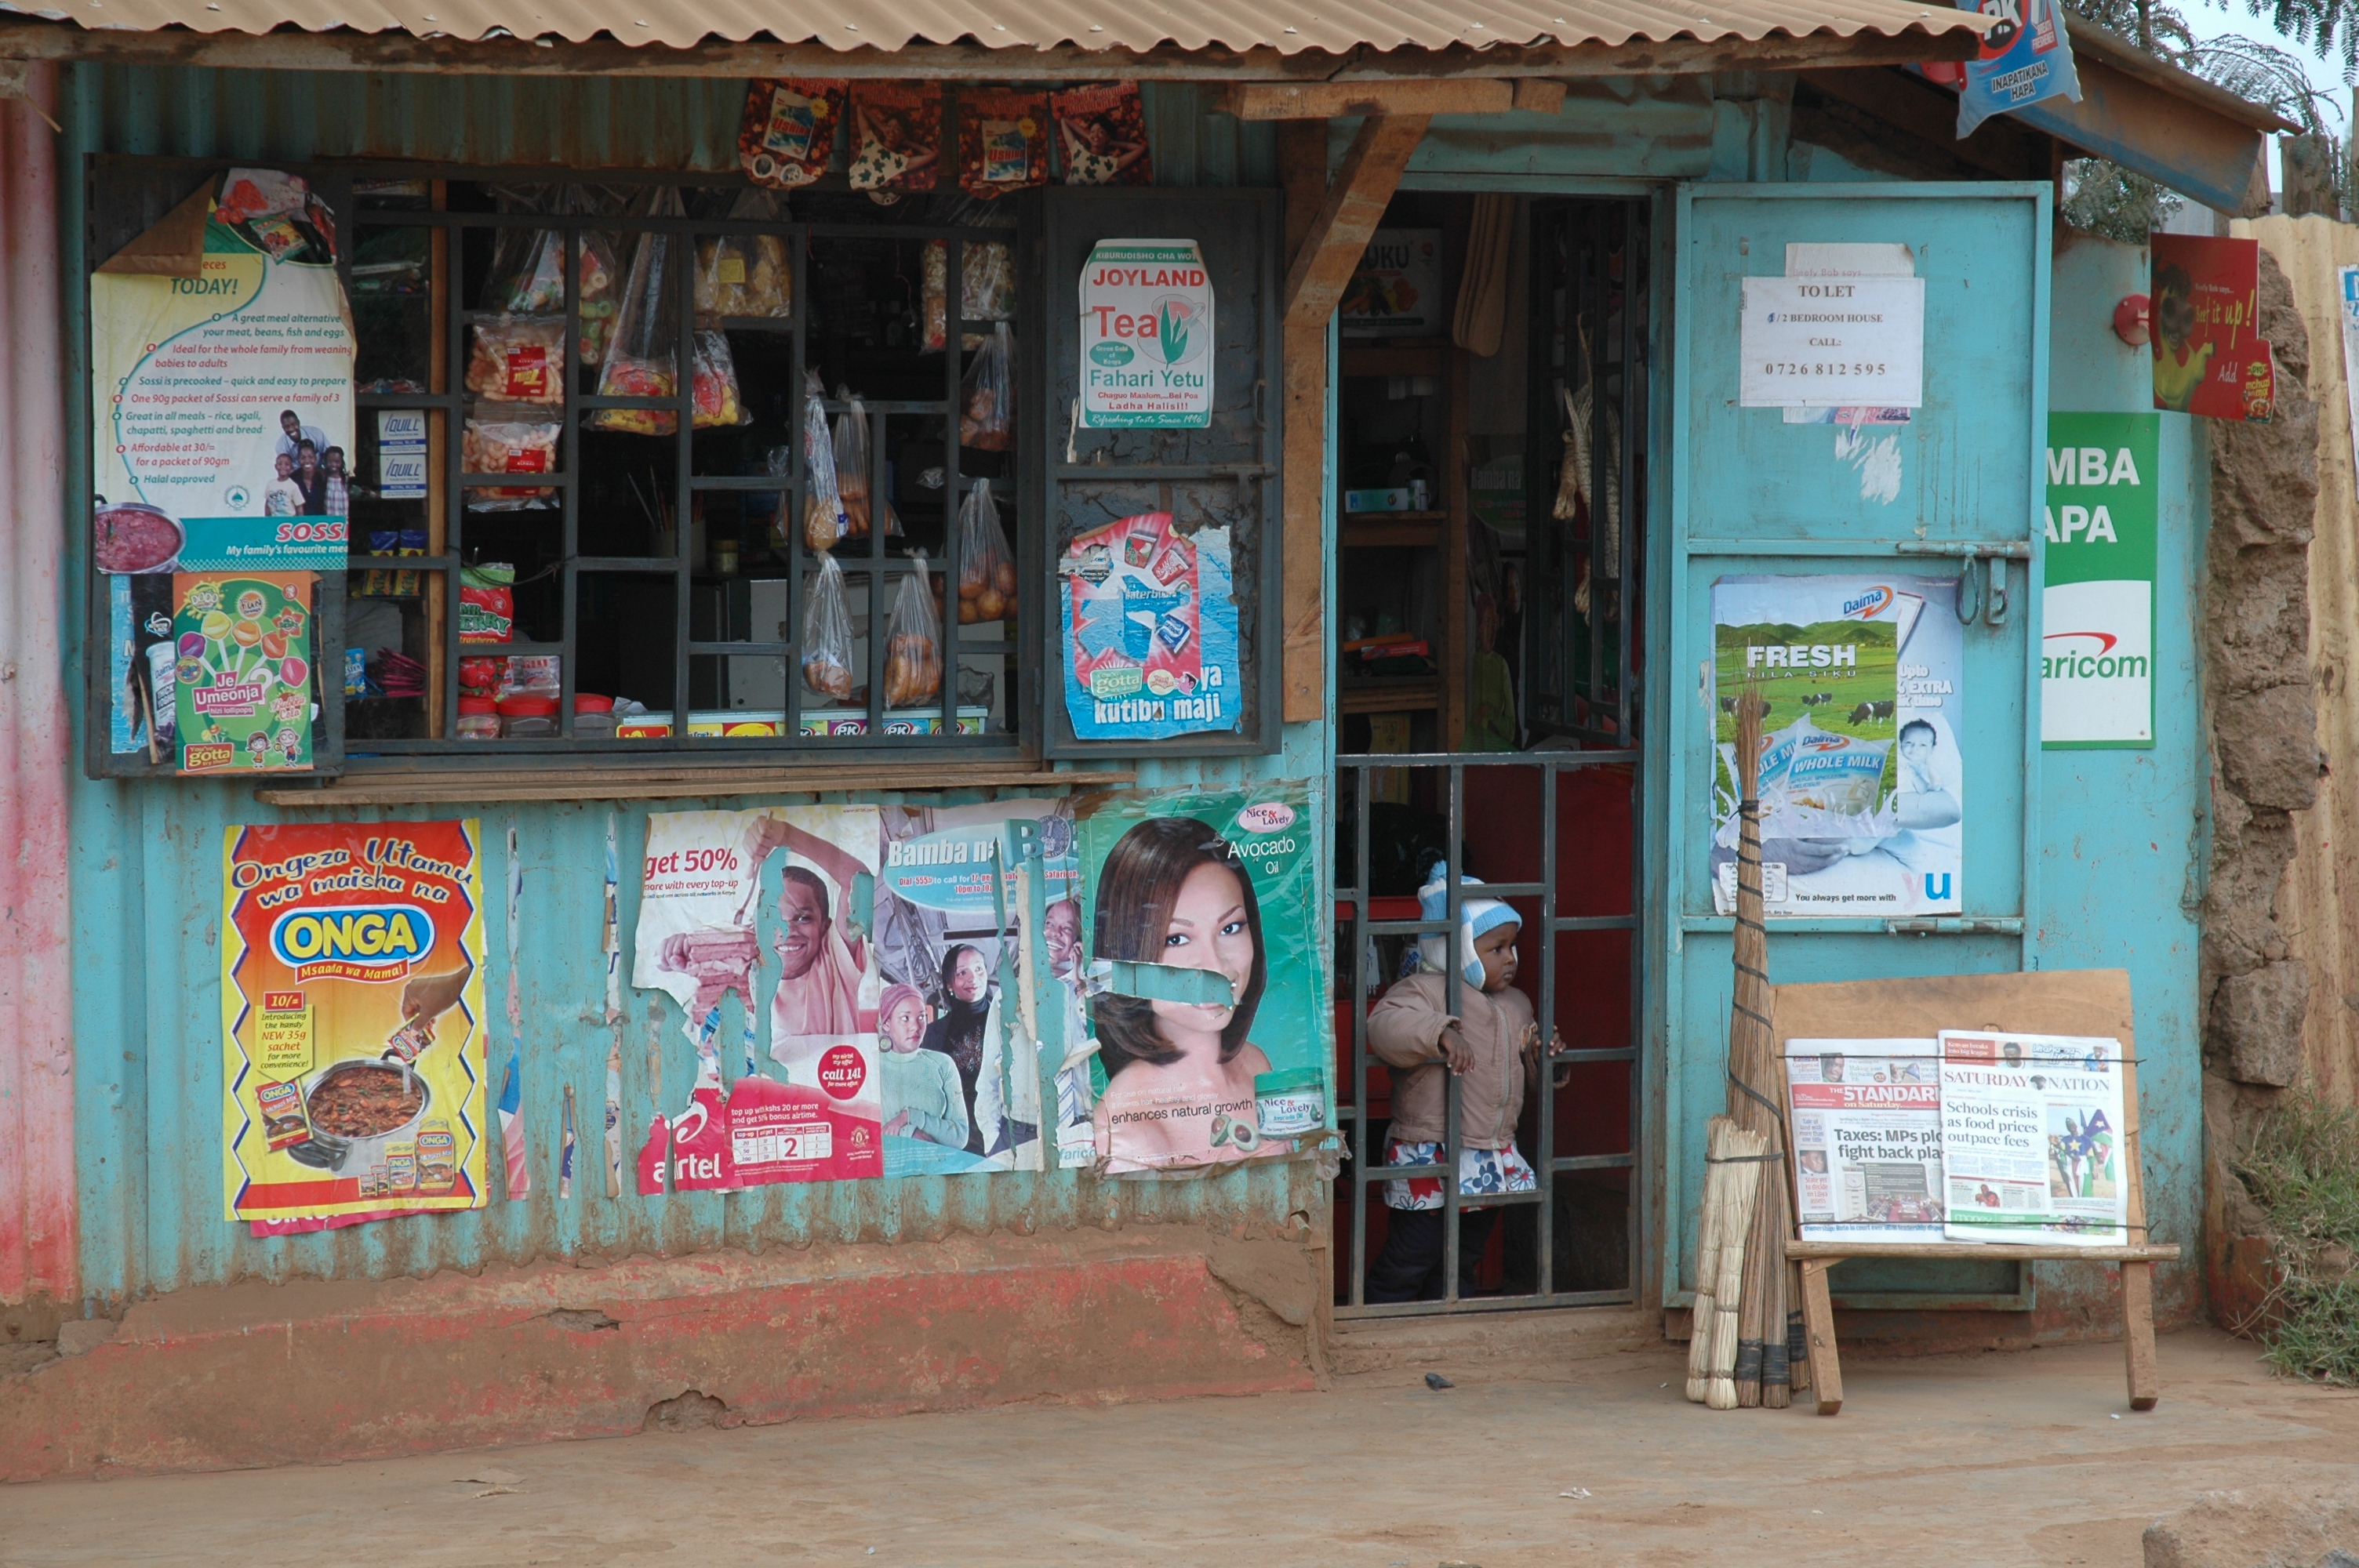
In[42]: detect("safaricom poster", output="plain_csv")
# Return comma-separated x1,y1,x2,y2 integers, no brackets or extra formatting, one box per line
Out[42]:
1078,238,1213,428
1709,574,1964,918
2043,412,2157,749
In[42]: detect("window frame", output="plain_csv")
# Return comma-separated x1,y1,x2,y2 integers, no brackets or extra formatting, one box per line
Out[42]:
82,154,1042,779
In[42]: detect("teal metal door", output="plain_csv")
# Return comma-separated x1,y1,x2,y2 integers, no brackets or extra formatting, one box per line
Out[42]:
1656,183,2053,1311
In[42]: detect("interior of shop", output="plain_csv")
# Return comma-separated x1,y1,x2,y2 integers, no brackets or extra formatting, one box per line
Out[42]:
1332,191,1648,1310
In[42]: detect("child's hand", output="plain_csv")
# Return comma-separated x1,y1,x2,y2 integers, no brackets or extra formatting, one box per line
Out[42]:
1438,1025,1474,1073
1548,1029,1570,1056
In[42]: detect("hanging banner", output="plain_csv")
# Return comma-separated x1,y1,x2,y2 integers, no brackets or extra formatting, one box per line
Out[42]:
1060,512,1241,741
1076,782,1325,1176
92,180,354,574
632,807,885,1185
220,821,489,1225
2043,412,2158,749
1709,574,1965,917
1078,238,1213,428
1954,0,2082,138
172,572,314,775
1939,1030,2130,1245
2151,234,2274,421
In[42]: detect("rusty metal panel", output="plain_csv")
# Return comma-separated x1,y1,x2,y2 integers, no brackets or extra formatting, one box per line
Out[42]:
9,0,1985,60
0,63,78,1310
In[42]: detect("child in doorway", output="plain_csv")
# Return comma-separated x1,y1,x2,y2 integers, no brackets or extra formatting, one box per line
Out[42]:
1365,863,1568,1302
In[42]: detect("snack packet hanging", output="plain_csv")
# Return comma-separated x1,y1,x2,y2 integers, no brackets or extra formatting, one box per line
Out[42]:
800,370,851,551
958,89,1051,198
740,78,845,190
591,188,685,434
482,188,622,363
847,82,943,200
694,189,794,320
691,330,748,429
921,238,1016,352
463,419,561,510
883,554,944,710
801,549,857,703
960,321,1015,451
832,390,873,540
955,478,1017,625
467,316,566,405
1049,82,1154,186
459,561,517,645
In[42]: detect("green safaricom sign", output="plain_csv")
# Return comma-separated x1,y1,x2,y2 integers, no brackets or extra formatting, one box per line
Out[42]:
1078,238,1214,428
2042,412,2158,749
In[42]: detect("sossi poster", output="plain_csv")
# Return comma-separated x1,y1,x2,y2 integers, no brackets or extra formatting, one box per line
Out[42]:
1710,575,1964,917
1075,782,1325,1175
220,821,489,1227
2043,413,2158,748
92,170,355,575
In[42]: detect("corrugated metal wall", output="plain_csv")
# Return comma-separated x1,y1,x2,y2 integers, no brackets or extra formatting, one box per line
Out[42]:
59,64,1326,1303
2245,214,2359,1108
1,63,78,1309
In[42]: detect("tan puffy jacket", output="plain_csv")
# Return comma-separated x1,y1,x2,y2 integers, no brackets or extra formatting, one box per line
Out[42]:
1365,971,1536,1150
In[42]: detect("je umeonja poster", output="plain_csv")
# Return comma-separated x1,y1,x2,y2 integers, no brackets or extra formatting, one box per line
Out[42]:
220,821,489,1227
1076,782,1325,1176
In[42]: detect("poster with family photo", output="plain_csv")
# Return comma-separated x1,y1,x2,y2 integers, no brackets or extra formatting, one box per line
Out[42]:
874,800,1079,1177
1709,574,1964,917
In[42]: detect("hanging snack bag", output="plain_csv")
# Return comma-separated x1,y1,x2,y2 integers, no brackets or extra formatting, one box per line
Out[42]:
1050,82,1154,186
958,89,1051,198
463,419,561,510
562,187,626,368
801,370,852,551
883,554,944,710
832,390,873,540
955,478,1018,625
591,189,685,434
691,330,748,429
847,82,943,200
960,321,1015,451
921,238,1016,352
695,188,794,321
740,78,845,191
801,548,857,703
467,316,566,405
459,561,517,644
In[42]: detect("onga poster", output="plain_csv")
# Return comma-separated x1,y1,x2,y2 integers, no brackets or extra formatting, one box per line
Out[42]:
1709,575,1964,918
1075,782,1325,1175
221,821,489,1225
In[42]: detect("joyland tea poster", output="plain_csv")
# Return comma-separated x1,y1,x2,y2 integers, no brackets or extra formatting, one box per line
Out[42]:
221,821,489,1225
92,192,354,575
1076,782,1324,1176
1709,575,1964,918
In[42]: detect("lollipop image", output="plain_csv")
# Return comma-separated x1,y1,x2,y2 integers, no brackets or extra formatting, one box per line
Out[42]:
279,655,308,689
261,630,288,662
176,632,204,659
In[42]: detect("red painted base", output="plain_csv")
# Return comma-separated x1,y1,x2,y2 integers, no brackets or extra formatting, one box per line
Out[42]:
1,1229,1319,1480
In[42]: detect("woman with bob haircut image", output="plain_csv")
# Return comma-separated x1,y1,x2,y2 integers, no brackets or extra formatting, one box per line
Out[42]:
1089,816,1274,1172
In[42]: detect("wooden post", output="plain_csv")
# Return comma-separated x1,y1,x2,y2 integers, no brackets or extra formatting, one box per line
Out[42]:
1441,343,1469,749
1798,1258,1843,1415
424,178,449,739
2120,1041,2159,1410
1278,122,1329,726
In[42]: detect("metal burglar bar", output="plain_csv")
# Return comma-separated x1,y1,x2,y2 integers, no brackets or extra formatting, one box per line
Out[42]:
329,171,1026,757
1333,751,1642,1317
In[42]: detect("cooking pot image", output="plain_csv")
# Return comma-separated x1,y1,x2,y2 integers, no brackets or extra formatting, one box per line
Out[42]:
284,1058,431,1173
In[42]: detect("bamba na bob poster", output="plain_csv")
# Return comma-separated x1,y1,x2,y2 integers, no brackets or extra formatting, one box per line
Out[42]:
221,821,489,1224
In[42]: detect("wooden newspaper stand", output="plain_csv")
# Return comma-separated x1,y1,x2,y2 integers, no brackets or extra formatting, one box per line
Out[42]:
1770,968,2181,1416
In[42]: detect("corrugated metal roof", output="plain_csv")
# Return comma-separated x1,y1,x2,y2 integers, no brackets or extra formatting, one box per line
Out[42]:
2,0,1986,60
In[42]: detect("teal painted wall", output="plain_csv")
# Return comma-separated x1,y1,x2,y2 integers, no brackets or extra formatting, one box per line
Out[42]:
60,65,1324,1301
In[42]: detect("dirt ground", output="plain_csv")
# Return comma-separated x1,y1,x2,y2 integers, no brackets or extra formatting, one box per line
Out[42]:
5,1325,2356,1567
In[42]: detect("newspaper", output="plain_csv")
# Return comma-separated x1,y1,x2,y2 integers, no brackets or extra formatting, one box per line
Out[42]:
1939,1030,2130,1246
1784,1038,1943,1243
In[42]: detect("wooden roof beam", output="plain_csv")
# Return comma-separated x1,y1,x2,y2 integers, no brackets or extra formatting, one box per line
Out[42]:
1281,113,1430,329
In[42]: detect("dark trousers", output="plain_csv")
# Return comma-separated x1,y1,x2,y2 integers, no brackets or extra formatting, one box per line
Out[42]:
1365,1206,1501,1303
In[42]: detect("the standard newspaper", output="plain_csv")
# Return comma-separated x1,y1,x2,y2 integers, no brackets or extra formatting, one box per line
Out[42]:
1783,1037,1943,1243
1938,1030,2130,1246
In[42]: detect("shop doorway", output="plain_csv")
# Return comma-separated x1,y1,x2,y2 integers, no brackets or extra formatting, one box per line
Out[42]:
1332,195,1648,1314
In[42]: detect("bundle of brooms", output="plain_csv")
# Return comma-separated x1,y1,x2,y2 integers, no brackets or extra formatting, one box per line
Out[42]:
1685,690,1808,1410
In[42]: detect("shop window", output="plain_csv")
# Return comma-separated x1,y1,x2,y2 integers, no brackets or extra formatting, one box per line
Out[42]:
83,158,1035,775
